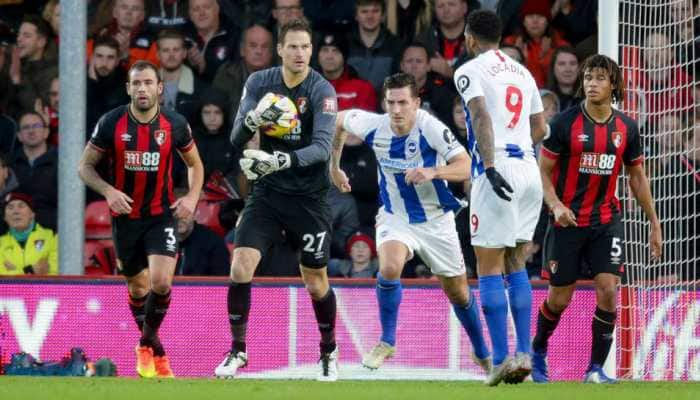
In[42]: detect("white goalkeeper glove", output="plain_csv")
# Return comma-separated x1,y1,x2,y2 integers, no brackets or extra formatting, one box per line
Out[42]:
239,149,292,180
244,92,296,132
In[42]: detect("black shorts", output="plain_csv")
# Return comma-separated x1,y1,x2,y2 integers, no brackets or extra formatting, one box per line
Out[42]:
235,186,331,268
112,214,178,277
542,217,625,286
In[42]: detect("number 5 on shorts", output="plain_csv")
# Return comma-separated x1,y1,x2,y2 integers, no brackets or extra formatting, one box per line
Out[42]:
610,237,622,257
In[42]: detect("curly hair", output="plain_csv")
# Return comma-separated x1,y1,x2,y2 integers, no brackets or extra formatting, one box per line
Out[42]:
576,54,625,103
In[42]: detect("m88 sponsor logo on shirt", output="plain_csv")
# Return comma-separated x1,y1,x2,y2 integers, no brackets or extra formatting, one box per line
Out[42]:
125,151,161,172
579,152,616,175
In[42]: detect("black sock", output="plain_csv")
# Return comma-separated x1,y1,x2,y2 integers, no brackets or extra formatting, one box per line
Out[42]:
312,289,337,354
590,306,616,369
128,292,147,332
228,282,251,353
141,290,171,352
532,300,563,353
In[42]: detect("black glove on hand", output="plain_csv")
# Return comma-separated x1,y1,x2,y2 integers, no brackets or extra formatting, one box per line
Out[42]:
485,167,514,201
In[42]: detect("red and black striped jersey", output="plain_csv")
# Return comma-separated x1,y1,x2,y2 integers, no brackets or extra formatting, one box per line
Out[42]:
541,104,644,227
89,105,195,219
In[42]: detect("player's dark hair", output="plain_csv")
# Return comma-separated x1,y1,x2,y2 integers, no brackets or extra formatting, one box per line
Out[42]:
546,46,579,91
356,0,385,12
382,72,418,98
17,110,47,128
278,18,312,45
576,54,625,103
128,60,162,83
93,34,120,54
21,14,51,39
465,9,502,44
156,29,185,48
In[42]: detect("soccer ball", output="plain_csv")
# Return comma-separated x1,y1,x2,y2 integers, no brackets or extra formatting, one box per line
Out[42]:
259,94,300,139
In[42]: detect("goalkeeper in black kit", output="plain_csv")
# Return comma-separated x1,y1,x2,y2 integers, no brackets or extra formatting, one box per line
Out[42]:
214,19,340,381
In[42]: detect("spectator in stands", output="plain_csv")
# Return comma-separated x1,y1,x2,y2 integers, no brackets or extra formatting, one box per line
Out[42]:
500,44,525,64
317,32,377,112
86,35,129,134
157,29,208,121
385,0,433,45
41,0,60,61
184,0,240,82
0,192,58,275
189,89,237,182
328,186,360,259
11,111,57,231
502,0,570,87
400,43,457,130
302,0,355,34
8,15,58,118
173,190,230,276
347,0,403,91
212,24,274,119
546,46,580,111
88,0,157,69
269,0,305,38
0,154,20,234
636,31,693,123
328,231,378,278
144,0,189,35
33,75,59,146
0,24,12,112
416,0,472,79
550,0,597,46
540,89,560,123
338,133,378,233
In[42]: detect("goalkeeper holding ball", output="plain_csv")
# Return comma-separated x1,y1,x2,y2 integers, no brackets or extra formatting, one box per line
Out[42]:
214,18,340,381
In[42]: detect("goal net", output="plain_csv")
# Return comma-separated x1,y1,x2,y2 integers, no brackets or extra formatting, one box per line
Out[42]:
615,0,700,380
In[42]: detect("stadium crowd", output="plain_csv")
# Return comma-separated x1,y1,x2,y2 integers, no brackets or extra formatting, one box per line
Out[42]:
0,0,696,280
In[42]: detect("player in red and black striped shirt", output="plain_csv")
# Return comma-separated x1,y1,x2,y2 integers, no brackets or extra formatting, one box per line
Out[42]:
532,55,662,383
78,61,204,379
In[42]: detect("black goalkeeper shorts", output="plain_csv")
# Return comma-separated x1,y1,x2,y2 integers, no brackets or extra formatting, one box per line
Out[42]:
235,185,332,268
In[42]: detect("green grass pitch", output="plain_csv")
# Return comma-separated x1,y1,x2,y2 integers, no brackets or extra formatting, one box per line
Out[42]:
0,377,698,400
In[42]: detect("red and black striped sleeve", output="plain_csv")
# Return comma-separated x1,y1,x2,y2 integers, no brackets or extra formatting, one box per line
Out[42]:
172,114,195,153
622,116,644,166
88,108,120,152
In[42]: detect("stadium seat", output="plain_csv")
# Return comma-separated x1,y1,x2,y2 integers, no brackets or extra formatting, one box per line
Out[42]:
195,200,226,237
85,200,112,240
84,240,117,275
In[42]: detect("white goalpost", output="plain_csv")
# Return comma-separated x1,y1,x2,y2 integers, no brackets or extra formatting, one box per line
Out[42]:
601,0,700,381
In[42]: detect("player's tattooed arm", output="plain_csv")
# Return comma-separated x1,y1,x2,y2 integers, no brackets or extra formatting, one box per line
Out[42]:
78,145,133,215
466,96,495,168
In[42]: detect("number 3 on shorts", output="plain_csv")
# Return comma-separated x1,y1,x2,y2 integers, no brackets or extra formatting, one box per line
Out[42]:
303,232,326,253
165,227,176,247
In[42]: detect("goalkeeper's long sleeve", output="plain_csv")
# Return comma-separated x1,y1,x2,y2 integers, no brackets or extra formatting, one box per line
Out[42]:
291,81,337,167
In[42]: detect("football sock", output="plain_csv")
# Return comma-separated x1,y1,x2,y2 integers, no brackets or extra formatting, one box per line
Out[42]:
312,289,337,354
228,281,251,353
532,300,562,353
376,273,402,347
128,292,147,331
452,289,490,360
479,274,508,365
589,306,616,369
141,290,171,353
505,269,533,354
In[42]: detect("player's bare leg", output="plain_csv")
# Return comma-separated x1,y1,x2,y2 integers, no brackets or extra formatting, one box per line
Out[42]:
531,284,575,383
300,266,338,381
362,241,409,370
144,255,176,378
127,269,157,378
216,247,261,378
438,274,491,373
474,246,514,386
584,273,618,384
502,243,534,384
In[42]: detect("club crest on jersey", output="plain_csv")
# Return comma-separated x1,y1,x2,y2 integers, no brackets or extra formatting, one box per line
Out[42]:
296,97,308,114
406,138,419,158
612,131,623,148
154,130,166,146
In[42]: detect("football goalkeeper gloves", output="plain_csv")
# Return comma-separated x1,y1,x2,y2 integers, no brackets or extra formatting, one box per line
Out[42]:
244,92,296,132
239,149,292,180
484,167,514,201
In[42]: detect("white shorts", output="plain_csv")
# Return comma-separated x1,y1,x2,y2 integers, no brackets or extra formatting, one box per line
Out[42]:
375,209,466,277
470,159,543,248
